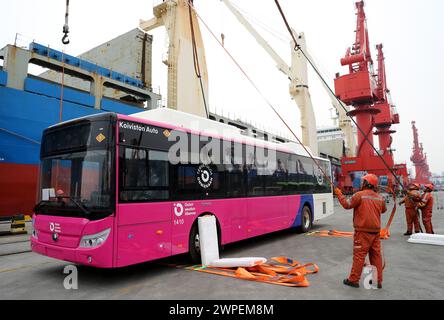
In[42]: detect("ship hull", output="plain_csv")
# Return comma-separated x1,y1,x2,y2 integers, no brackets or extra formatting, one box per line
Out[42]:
0,75,144,218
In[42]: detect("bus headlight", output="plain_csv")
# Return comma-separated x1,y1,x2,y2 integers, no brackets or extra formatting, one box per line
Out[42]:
80,229,111,248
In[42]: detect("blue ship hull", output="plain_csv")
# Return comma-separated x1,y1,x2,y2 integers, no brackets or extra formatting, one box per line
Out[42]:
0,69,145,217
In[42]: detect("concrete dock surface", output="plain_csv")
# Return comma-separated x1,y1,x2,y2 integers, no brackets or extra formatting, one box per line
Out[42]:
0,193,443,300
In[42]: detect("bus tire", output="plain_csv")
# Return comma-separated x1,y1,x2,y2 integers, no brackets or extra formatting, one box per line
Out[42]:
189,223,201,264
299,205,313,233
188,216,221,264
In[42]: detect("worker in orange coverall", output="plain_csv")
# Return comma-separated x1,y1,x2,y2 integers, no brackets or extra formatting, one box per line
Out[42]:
334,174,387,289
420,184,435,234
399,184,422,236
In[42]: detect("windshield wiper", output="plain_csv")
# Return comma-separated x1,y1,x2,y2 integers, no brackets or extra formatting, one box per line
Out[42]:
56,195,91,216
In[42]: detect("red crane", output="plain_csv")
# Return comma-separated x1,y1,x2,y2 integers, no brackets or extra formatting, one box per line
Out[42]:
374,44,398,156
335,1,379,162
334,1,407,192
410,121,432,185
374,44,409,188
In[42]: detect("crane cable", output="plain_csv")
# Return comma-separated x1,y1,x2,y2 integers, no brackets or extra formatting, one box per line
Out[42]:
188,0,210,118
62,0,70,45
59,50,66,124
190,6,334,188
55,0,70,191
273,0,406,192
229,0,290,44
58,0,71,123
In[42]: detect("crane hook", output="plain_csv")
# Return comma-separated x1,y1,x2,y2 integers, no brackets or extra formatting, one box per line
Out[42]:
62,0,70,45
62,31,70,45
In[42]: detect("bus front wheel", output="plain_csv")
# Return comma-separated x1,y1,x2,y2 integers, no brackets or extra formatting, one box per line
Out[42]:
188,218,222,264
299,205,313,233
189,224,201,264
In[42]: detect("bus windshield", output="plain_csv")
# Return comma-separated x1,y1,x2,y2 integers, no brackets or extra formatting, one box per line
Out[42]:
36,117,115,219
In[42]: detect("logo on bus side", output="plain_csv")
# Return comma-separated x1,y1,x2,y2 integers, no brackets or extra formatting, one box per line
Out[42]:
197,164,213,189
174,203,184,217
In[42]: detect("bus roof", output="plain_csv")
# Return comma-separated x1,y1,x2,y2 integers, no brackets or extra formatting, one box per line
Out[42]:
120,108,328,163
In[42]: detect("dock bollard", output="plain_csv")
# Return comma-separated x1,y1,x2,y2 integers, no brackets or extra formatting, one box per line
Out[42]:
10,214,27,235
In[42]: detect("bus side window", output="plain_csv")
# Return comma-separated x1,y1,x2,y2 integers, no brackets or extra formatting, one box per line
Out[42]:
149,150,169,187
265,152,288,196
174,164,201,200
119,147,170,202
225,142,245,198
287,155,300,195
123,148,148,188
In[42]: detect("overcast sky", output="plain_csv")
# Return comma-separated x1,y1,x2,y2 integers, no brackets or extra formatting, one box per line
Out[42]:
1,0,443,175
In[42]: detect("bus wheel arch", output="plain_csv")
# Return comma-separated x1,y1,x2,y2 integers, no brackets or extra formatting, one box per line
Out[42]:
188,213,222,264
299,203,313,233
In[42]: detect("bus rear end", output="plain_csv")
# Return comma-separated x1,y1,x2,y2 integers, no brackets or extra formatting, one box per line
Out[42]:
31,114,116,268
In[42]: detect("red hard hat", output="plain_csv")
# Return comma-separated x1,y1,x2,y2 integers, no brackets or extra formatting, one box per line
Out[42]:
425,184,434,191
362,174,378,188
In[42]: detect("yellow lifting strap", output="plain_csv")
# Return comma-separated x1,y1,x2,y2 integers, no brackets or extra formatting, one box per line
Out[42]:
185,257,319,288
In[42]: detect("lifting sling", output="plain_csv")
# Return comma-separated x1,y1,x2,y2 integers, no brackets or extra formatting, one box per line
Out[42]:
165,257,319,288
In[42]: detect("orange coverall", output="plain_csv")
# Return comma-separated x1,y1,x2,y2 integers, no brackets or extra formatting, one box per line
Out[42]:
400,191,421,234
421,192,434,234
338,189,387,285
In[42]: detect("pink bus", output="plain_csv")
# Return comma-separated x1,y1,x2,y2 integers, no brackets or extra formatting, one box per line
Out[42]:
31,110,334,268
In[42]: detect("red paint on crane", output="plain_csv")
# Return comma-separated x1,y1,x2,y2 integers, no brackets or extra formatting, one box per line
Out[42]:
334,1,408,192
410,122,432,185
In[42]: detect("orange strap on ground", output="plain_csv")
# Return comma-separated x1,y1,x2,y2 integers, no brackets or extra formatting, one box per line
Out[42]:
307,230,354,238
185,257,319,288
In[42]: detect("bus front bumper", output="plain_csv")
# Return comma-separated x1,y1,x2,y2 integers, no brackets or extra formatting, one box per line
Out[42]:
31,238,113,268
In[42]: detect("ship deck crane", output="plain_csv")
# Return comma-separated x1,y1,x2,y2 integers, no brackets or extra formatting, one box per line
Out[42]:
221,0,359,158
222,0,359,157
221,0,318,155
139,0,210,118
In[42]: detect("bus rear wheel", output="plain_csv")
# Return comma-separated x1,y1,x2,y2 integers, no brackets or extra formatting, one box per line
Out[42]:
299,205,313,233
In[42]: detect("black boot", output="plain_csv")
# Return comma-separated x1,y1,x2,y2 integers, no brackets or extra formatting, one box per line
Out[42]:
343,279,359,288
404,232,412,236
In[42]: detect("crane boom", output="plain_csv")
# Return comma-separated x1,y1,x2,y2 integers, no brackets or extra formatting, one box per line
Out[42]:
221,0,290,76
302,49,355,156
222,0,318,155
222,0,356,156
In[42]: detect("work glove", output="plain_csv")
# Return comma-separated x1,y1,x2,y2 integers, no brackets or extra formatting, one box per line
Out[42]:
334,188,343,197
